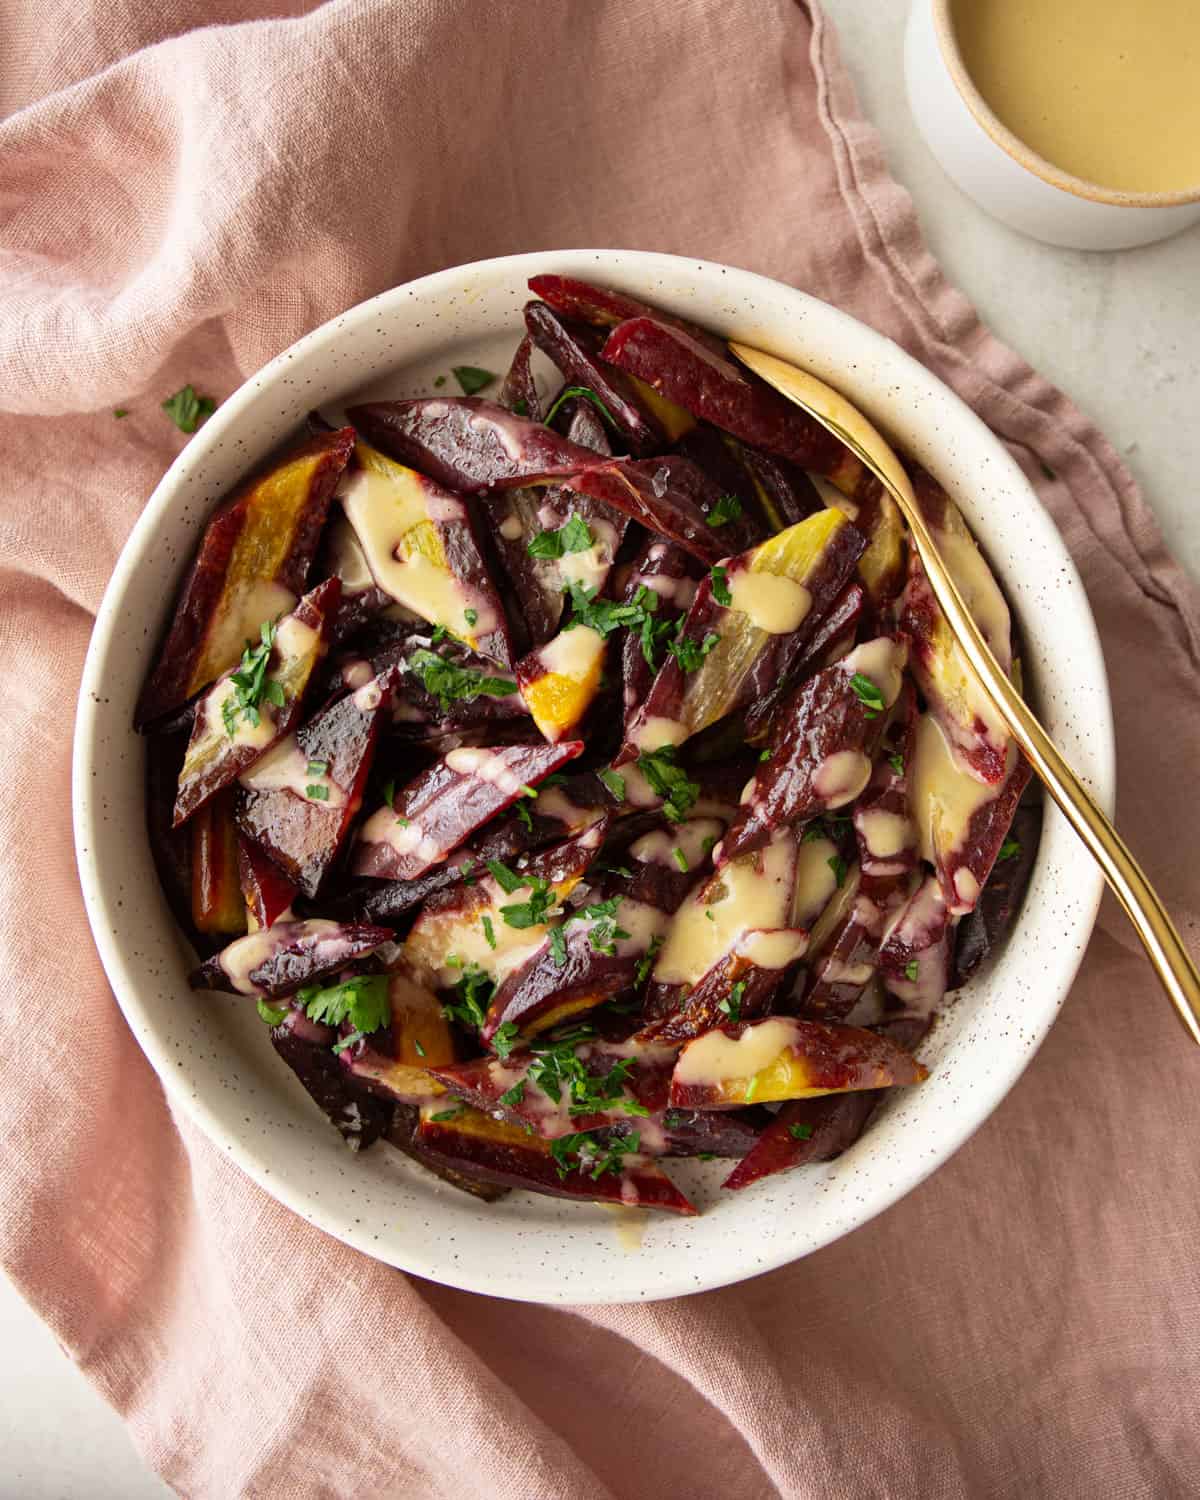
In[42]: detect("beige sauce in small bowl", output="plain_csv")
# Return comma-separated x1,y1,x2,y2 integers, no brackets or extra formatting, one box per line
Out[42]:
950,0,1200,195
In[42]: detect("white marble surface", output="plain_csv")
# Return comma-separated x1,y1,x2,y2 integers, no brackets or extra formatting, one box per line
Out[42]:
2,3,1196,1495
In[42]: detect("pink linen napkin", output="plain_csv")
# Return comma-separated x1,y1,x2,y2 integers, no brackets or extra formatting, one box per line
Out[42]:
2,2,1199,1495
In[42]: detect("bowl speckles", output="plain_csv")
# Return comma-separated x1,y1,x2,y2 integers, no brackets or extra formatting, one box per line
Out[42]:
72,250,1113,1303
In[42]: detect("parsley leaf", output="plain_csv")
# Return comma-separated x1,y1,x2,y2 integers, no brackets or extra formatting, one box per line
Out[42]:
849,673,885,717
491,1021,521,1060
669,629,720,674
828,853,848,886
717,979,747,1024
113,407,129,419
904,959,920,982
221,620,281,739
888,753,905,776
672,846,689,872
498,1080,526,1108
464,607,478,627
306,784,329,801
706,493,743,527
528,514,595,560
430,1106,464,1121
500,883,557,930
543,385,619,430
549,1129,640,1181
481,914,497,950
998,837,1021,862
635,934,663,987
636,744,700,822
578,898,631,956
788,1122,815,1141
562,581,646,637
598,767,626,802
442,965,495,1031
512,399,529,417
256,998,287,1026
548,925,568,968
453,365,497,396
710,566,732,607
486,859,525,895
162,384,216,434
406,648,518,713
298,974,390,1041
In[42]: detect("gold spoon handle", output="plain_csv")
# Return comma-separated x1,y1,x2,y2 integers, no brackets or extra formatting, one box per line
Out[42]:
728,341,1200,1045
905,498,1200,1046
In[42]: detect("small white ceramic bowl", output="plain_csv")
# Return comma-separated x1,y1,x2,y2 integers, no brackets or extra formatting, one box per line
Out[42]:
906,0,1200,251
73,250,1113,1303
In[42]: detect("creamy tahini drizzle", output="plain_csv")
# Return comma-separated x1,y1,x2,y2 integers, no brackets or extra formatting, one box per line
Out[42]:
339,463,496,639
239,733,347,806
727,569,812,635
204,579,297,682
674,1017,801,1087
537,625,606,682
629,817,724,870
653,829,796,987
909,713,999,875
218,918,342,995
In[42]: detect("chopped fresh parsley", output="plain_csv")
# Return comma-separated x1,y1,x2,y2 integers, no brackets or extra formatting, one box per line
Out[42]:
788,1122,815,1141
113,407,129,419
549,1129,639,1180
433,374,447,388
256,998,287,1026
888,753,905,776
672,846,689,872
548,925,568,968
511,399,529,417
904,959,920,982
305,784,329,801
528,514,595,560
579,897,630,956
543,385,619,430
382,779,396,809
998,837,1021,862
452,365,497,396
706,493,743,527
498,1080,526,1108
709,565,732,607
669,629,720,674
563,581,647,639
485,859,525,894
636,744,700,822
828,853,848,886
413,1038,427,1058
515,799,534,831
598,767,627,802
307,758,329,776
441,965,494,1031
431,624,448,645
162,383,216,433
406,647,518,712
635,935,663,987
221,620,283,738
849,672,885,717
759,747,774,762
491,1021,521,1060
500,883,557,930
717,979,747,1024
481,914,497,950
464,608,478,627
459,859,476,885
298,974,390,1041
430,1106,464,1122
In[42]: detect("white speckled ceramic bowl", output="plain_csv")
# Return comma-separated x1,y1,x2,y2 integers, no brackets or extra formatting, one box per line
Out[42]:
73,250,1113,1303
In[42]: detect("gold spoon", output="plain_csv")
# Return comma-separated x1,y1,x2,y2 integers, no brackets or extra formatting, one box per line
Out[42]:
730,340,1200,1046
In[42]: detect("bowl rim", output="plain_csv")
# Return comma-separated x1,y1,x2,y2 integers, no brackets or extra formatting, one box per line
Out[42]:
932,0,1200,210
72,248,1115,1303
